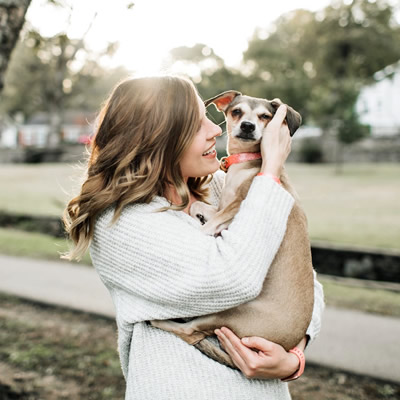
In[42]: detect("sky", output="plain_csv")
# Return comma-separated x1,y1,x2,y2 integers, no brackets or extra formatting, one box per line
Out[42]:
25,0,340,75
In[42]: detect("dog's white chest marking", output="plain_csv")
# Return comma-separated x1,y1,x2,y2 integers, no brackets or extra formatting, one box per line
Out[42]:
219,163,259,210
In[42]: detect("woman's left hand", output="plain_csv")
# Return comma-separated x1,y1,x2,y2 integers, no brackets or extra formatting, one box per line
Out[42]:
215,327,301,380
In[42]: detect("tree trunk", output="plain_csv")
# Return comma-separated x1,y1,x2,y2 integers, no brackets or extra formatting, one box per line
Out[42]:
0,0,32,92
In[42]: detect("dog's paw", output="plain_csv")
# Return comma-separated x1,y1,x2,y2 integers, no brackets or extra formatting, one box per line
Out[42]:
215,222,229,236
196,213,207,225
190,201,209,223
200,223,218,236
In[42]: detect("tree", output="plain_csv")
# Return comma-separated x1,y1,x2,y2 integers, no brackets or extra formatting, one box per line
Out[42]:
243,0,400,167
1,0,135,147
0,0,32,92
1,31,129,128
165,43,247,132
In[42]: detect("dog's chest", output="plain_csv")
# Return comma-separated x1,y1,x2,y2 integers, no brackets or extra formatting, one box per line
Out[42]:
219,164,259,209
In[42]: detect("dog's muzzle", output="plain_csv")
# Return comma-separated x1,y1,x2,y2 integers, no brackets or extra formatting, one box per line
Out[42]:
237,121,257,140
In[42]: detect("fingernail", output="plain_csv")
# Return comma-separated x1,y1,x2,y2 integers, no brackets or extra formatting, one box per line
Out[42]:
214,329,220,335
242,337,249,344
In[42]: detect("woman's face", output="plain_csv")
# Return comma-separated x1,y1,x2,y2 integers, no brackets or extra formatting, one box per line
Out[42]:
180,96,222,180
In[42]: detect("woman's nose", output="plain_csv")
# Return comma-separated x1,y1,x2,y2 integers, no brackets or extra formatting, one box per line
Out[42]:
210,121,222,138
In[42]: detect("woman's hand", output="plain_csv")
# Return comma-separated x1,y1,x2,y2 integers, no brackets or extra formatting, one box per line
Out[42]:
215,327,302,380
260,104,292,178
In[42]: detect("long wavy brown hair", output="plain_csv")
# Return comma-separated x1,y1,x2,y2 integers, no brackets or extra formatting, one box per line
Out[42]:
63,76,211,260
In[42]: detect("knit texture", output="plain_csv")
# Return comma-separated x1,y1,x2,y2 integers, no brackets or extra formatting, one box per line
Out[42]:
91,170,324,400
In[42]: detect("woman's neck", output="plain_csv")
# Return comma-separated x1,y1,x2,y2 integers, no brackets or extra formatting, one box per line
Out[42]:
164,184,196,215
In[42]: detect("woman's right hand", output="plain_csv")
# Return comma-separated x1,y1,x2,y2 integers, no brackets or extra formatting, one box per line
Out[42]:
260,105,291,178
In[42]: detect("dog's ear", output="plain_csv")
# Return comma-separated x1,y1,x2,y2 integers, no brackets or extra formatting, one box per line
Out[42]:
271,99,302,136
204,90,241,113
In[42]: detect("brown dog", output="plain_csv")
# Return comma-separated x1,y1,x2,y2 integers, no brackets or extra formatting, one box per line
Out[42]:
151,91,314,368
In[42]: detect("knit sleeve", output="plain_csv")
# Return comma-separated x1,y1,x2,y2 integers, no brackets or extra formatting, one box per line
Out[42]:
208,170,225,206
306,270,325,344
91,176,294,321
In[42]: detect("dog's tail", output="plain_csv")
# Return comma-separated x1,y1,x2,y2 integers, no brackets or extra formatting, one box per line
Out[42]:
194,338,236,369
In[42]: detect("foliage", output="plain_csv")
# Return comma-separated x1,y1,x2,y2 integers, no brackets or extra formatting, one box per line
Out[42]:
0,0,32,91
168,1,400,148
243,0,400,145
298,138,324,163
1,30,128,119
0,0,134,146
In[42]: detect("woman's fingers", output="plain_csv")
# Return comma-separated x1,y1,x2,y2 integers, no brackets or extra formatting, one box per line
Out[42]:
241,336,274,353
216,328,261,373
266,105,287,131
215,328,247,371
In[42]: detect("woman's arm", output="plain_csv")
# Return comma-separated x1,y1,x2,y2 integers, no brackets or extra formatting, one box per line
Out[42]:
215,271,325,379
91,176,294,321
305,270,325,344
90,105,294,321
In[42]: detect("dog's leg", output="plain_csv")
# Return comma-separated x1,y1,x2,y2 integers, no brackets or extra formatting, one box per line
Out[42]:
190,201,218,225
150,319,208,345
150,319,237,367
200,199,241,235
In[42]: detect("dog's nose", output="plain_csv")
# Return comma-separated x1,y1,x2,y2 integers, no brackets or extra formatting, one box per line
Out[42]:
240,121,256,134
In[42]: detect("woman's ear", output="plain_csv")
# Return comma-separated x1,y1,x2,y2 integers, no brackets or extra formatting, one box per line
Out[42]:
204,90,241,113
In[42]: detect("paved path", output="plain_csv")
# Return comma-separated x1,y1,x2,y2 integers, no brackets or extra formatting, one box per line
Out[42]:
1,254,399,383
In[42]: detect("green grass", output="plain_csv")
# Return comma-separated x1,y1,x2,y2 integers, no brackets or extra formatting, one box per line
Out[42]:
0,163,84,216
0,228,91,265
319,276,400,317
285,163,400,250
1,228,399,318
0,162,399,250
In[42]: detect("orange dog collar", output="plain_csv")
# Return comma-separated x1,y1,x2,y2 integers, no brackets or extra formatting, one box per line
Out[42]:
220,152,262,172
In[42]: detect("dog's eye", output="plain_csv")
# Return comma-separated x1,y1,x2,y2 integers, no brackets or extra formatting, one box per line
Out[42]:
231,109,242,116
260,114,271,120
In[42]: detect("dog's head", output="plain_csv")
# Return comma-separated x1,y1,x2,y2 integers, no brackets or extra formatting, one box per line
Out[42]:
205,91,301,153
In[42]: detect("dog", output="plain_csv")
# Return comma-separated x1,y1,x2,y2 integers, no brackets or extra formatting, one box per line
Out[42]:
151,91,314,368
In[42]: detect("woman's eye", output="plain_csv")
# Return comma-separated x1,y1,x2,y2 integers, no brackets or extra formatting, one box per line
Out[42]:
232,109,242,116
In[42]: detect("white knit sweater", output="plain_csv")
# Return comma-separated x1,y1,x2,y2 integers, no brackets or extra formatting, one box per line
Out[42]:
90,171,324,400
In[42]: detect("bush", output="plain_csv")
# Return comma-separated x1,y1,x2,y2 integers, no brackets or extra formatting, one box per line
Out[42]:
299,138,323,163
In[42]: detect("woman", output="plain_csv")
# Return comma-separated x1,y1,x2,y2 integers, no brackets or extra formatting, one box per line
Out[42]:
63,76,324,399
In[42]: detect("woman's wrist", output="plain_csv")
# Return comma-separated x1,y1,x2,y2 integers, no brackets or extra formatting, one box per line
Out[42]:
257,172,281,185
260,162,282,178
281,347,306,382
281,351,300,379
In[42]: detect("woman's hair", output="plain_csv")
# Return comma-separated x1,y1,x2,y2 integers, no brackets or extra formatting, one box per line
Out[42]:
63,76,211,260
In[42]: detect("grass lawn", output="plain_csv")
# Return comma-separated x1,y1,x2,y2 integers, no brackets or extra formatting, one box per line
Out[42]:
0,228,92,265
0,163,84,217
0,162,399,250
1,228,399,318
318,276,400,318
285,163,400,250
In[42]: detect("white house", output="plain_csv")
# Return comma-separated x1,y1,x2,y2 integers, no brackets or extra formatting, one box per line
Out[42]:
356,61,400,137
0,111,95,148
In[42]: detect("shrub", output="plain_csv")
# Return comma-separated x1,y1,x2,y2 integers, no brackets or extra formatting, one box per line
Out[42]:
299,138,323,163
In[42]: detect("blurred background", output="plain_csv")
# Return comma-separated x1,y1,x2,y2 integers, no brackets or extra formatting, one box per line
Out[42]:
0,0,399,399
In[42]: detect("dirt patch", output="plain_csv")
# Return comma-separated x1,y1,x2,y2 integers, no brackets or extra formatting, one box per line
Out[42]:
0,293,399,400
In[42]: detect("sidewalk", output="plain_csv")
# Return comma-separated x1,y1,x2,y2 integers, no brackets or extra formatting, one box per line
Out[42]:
1,254,399,383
